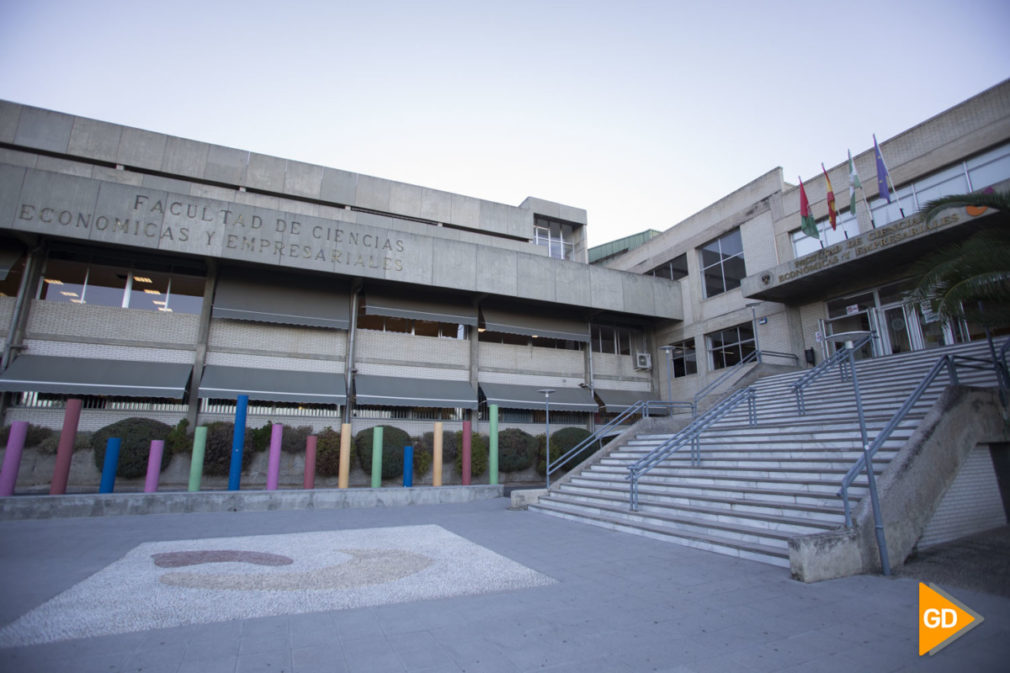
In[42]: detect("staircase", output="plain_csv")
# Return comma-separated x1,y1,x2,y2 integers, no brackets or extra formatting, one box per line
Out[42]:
530,340,1003,567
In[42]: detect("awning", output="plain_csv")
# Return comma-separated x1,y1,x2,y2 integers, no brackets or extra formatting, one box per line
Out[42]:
595,389,656,412
480,383,598,412
354,375,478,409
198,365,346,405
481,306,589,342
0,355,191,398
212,267,350,329
364,292,477,326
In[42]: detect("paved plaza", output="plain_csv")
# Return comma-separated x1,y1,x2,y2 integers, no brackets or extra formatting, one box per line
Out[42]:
0,497,1007,672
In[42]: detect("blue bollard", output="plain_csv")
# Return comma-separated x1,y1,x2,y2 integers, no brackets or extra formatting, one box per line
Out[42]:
99,437,121,493
228,395,249,491
403,445,413,487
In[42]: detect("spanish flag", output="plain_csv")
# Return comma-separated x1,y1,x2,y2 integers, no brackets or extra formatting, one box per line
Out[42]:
821,163,838,230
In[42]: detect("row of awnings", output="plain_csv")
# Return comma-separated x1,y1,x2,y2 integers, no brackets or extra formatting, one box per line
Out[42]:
0,355,651,411
211,268,591,340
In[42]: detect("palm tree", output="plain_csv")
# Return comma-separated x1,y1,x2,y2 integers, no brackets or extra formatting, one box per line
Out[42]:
905,190,1010,328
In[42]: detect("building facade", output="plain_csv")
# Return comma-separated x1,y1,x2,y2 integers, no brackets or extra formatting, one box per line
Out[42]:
0,102,677,438
603,80,1010,404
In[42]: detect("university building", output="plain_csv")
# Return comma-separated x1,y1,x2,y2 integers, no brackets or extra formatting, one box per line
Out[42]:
0,78,1007,446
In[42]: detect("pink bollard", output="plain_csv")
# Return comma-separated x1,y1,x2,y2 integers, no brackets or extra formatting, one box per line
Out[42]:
144,440,165,493
0,421,29,496
461,420,472,486
266,423,283,490
304,435,317,490
50,398,83,495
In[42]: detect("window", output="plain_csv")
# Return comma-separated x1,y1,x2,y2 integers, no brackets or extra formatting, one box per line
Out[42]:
39,253,204,314
590,324,642,355
477,329,581,350
707,323,755,370
699,229,745,297
666,339,697,378
791,211,862,257
534,215,577,260
357,305,466,339
648,253,688,280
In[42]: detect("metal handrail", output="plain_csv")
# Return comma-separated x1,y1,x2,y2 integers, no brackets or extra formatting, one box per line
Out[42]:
692,350,759,416
545,399,693,487
628,386,757,511
760,349,802,364
793,334,875,415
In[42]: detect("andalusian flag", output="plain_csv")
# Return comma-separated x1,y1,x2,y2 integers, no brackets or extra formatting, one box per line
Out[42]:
799,177,818,238
821,163,837,230
848,150,862,215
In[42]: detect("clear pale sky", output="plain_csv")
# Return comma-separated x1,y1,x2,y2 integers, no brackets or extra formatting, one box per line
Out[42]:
1,0,1008,246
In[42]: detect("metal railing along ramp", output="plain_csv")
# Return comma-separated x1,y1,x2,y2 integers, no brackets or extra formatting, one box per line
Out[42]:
528,340,1004,568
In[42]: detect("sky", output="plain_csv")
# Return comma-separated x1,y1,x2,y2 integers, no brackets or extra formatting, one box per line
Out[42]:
0,0,1008,247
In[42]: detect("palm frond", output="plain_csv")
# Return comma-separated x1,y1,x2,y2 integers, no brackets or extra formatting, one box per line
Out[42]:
921,190,1010,224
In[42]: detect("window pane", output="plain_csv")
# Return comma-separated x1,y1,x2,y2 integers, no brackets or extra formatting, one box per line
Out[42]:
722,255,746,289
83,265,126,307
166,274,204,315
41,259,87,303
704,269,725,297
128,271,170,312
670,253,688,280
720,229,743,256
700,247,723,269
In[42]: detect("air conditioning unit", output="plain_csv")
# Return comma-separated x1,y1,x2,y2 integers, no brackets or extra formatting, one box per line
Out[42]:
635,352,652,370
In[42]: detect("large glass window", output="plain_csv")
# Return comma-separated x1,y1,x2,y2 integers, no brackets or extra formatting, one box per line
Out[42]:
707,323,755,370
648,253,688,281
534,215,577,260
358,306,466,339
590,324,641,355
39,253,204,314
699,229,745,298
791,211,861,257
666,338,697,378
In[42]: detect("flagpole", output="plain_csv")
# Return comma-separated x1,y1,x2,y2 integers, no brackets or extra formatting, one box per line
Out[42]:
874,134,907,218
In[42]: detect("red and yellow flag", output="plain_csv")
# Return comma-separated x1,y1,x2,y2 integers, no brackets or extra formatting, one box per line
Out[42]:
821,163,837,230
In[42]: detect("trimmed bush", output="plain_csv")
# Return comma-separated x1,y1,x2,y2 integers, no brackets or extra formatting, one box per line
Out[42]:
0,423,55,450
411,438,432,477
37,430,91,456
497,428,536,473
314,426,343,477
281,425,313,454
413,430,458,477
536,426,593,476
247,422,273,452
354,425,411,481
92,418,175,479
454,432,488,478
201,422,259,477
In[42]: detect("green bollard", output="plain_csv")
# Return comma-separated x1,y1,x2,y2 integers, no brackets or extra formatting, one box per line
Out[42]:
188,426,208,492
371,426,383,488
489,404,499,485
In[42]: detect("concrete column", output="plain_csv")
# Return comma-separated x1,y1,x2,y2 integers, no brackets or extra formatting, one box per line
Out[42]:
50,398,82,495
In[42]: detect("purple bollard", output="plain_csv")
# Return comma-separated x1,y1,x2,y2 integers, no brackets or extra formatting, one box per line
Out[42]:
266,423,283,491
144,440,164,493
304,435,317,490
0,421,29,496
51,398,83,495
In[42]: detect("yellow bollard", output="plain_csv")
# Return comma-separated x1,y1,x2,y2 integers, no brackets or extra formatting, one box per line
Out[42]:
338,423,352,489
432,421,443,487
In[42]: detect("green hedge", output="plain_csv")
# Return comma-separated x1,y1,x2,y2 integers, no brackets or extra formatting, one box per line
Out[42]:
454,432,489,478
200,422,260,477
497,428,536,473
354,425,411,480
0,423,55,450
91,418,175,479
412,430,458,477
536,426,593,476
314,426,343,477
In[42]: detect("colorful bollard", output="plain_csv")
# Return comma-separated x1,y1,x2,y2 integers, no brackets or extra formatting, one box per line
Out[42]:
461,420,472,486
266,423,283,490
144,440,164,493
50,398,83,495
0,421,29,496
370,426,383,488
304,435,317,490
228,395,249,491
488,403,499,485
99,437,121,494
403,445,413,487
432,421,443,487
188,426,207,492
338,423,351,489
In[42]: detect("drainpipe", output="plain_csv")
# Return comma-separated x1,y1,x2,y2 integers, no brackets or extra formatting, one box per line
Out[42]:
0,245,43,427
342,280,362,424
186,260,217,428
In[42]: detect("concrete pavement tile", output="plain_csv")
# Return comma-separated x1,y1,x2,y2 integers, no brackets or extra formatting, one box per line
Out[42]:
236,647,293,673
290,644,349,673
177,652,239,673
390,629,459,671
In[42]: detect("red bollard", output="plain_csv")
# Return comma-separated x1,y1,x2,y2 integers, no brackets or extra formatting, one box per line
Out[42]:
50,398,83,495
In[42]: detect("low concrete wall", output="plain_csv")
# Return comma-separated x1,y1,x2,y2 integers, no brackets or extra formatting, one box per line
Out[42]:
0,484,504,520
789,386,1009,582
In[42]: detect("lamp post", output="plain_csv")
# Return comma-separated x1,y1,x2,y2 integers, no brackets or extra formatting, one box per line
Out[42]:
746,302,762,363
538,388,555,488
659,344,675,402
